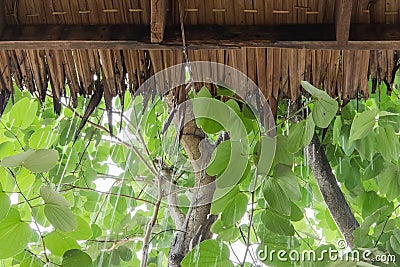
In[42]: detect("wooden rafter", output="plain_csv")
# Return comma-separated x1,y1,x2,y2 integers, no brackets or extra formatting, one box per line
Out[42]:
335,0,354,45
150,0,167,43
0,24,400,50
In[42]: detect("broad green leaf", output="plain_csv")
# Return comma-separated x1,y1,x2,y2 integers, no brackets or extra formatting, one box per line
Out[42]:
44,231,79,256
354,133,375,162
287,120,306,153
0,150,35,168
207,140,230,176
117,246,133,262
360,206,388,231
22,149,59,172
273,135,293,166
304,115,315,146
376,163,400,201
20,256,43,267
64,216,92,240
375,125,399,162
29,125,58,149
181,240,233,267
0,142,15,159
41,186,71,207
16,168,35,192
211,186,239,214
287,116,314,153
41,186,77,232
44,205,77,232
332,116,342,145
289,202,304,222
221,193,248,226
349,109,378,142
253,135,275,175
0,209,32,259
193,86,224,134
273,164,301,202
261,209,295,236
0,149,59,172
217,86,235,97
62,249,92,267
301,81,338,128
9,98,38,129
263,178,291,216
211,220,241,242
0,191,10,222
390,230,400,255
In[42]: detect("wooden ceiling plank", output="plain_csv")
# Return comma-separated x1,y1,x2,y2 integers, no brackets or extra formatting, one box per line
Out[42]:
150,0,167,43
335,0,354,45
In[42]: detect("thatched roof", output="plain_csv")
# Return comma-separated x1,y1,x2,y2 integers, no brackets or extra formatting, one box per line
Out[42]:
0,0,399,117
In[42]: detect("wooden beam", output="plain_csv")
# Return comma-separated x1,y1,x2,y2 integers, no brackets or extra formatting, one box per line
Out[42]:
0,0,5,38
150,0,167,43
335,0,354,45
0,24,400,50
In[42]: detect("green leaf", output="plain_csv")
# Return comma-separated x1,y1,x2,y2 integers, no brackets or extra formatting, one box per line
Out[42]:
181,240,233,267
0,209,32,259
64,216,92,240
253,135,275,175
193,87,224,134
263,178,291,216
287,115,314,153
44,231,80,256
0,149,59,172
332,116,342,145
261,209,295,236
211,186,239,214
117,246,133,262
273,135,293,166
375,125,399,162
41,186,71,207
211,220,241,242
349,109,378,142
217,85,235,97
44,205,77,232
62,249,92,267
221,193,248,226
289,202,304,222
22,149,59,172
9,98,38,129
301,81,338,128
390,230,400,255
41,186,77,232
29,125,58,149
273,164,301,202
376,163,400,202
0,150,35,168
207,140,230,176
354,133,375,162
0,191,10,222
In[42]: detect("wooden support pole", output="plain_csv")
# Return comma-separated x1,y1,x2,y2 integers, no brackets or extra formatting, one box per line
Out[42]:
335,0,354,45
150,0,167,43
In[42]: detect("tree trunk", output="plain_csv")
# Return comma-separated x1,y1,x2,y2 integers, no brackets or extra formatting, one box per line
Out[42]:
306,134,359,247
164,88,217,266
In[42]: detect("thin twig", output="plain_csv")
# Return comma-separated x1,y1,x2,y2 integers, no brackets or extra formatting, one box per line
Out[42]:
141,172,163,267
374,204,400,248
7,168,50,264
61,185,156,205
